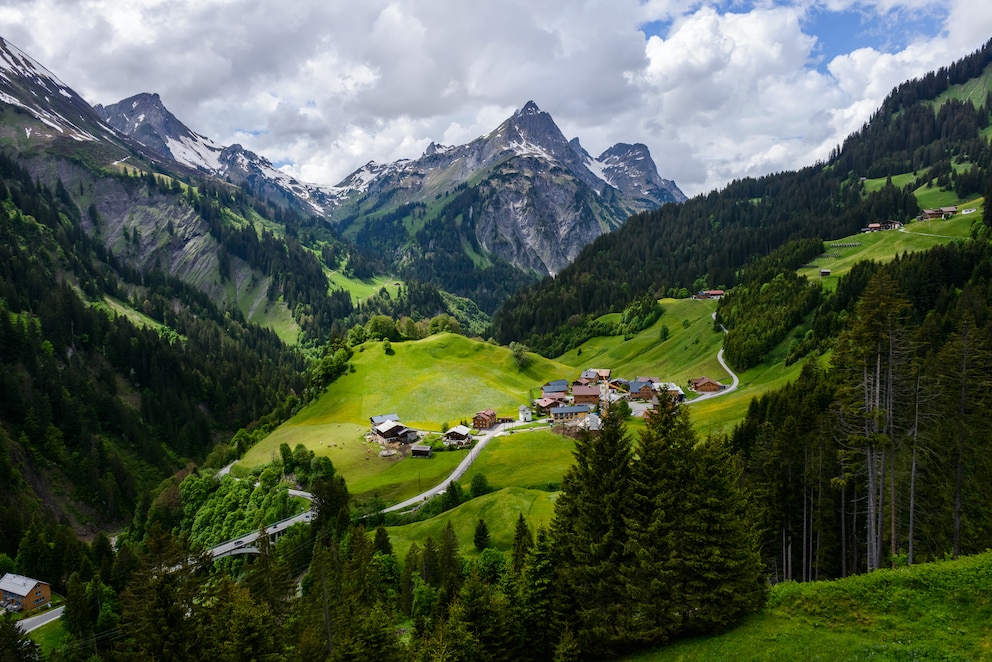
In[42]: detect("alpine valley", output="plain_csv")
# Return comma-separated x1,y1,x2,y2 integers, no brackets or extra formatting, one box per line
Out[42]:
96,93,685,310
4,27,992,662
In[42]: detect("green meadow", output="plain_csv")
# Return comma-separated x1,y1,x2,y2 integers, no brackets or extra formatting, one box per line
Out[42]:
235,334,573,498
327,271,400,304
621,552,992,662
384,486,559,560
557,298,729,388
459,428,576,492
798,196,982,291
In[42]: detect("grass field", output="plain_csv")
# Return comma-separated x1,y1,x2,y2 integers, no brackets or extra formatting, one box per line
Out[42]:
798,197,982,291
557,298,728,388
385,486,559,560
27,618,68,655
458,428,575,492
235,334,574,496
327,272,400,304
621,551,992,661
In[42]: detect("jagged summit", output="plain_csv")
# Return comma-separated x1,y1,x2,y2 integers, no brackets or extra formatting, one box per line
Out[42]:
325,101,686,276
95,92,344,214
515,100,543,116
0,36,115,143
96,92,224,170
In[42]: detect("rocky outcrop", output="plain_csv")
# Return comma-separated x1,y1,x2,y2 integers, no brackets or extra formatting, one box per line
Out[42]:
332,101,685,275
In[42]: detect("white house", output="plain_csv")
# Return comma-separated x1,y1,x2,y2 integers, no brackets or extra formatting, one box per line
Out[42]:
518,404,532,422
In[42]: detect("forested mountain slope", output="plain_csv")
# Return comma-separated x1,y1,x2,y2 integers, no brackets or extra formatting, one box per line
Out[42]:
493,38,992,356
0,151,307,545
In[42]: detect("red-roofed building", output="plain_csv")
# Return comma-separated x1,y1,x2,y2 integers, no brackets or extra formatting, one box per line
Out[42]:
473,408,497,429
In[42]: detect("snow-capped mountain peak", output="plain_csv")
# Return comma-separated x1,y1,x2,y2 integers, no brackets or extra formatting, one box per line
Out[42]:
0,37,112,142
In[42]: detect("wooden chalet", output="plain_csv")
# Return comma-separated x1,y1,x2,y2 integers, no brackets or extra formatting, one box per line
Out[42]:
410,445,433,458
534,397,557,414
374,419,417,444
0,573,51,611
688,376,724,393
572,384,601,406
473,408,498,429
628,380,656,401
443,424,473,447
369,413,399,432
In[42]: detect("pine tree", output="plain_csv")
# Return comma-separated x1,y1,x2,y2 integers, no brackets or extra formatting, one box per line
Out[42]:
550,401,633,658
620,395,687,646
518,527,556,662
0,611,41,662
473,519,490,551
510,514,533,574
674,436,767,633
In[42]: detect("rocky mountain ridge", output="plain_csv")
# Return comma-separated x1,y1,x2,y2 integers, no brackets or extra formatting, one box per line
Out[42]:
330,100,685,275
94,91,685,276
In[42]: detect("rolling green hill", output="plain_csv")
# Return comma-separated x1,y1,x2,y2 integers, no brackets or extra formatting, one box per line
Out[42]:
621,552,992,662
385,486,559,560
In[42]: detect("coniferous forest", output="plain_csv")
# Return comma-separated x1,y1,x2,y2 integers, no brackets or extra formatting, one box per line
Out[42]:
5,34,992,662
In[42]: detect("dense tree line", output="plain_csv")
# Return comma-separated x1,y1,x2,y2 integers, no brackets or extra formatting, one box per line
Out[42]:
717,239,824,370
0,152,305,532
492,39,992,355
732,235,992,581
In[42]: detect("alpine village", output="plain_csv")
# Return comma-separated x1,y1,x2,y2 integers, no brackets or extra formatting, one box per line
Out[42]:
3,27,992,662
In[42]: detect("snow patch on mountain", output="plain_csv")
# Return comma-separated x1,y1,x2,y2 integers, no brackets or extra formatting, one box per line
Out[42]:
165,135,223,171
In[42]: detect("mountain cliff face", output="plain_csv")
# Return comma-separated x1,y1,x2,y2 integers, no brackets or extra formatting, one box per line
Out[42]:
95,93,340,214
96,90,685,277
0,42,303,336
331,101,685,275
0,37,118,145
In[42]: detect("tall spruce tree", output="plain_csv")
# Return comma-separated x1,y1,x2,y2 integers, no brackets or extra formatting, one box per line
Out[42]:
620,395,688,646
551,401,633,658
674,436,767,633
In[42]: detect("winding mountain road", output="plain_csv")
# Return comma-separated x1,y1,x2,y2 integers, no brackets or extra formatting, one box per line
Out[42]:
382,419,533,513
685,313,740,404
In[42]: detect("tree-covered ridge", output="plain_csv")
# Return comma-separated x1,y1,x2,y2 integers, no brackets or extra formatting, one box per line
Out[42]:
717,239,824,371
0,149,306,536
492,39,992,355
732,234,992,581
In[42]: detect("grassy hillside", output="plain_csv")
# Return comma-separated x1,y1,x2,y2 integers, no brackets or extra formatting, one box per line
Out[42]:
622,552,992,661
459,429,576,492
798,197,982,291
235,334,573,496
236,297,789,504
385,486,559,560
557,298,728,387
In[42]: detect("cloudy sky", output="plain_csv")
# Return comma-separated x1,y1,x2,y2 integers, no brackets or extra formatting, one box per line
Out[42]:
1,0,990,196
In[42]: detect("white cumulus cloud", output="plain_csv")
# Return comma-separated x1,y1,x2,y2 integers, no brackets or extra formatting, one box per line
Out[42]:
0,0,990,196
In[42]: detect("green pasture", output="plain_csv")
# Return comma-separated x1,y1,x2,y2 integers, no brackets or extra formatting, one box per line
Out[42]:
289,333,568,430
385,487,559,560
28,618,68,655
459,429,575,493
92,295,175,337
798,201,980,290
557,298,728,386
235,334,573,493
622,552,992,662
930,62,992,109
861,171,917,194
327,272,400,304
